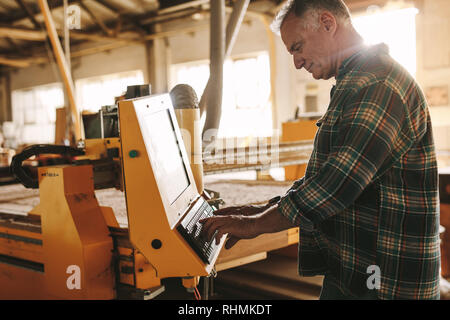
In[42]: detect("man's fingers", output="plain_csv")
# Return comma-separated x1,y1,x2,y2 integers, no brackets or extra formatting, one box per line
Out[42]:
199,216,227,241
215,226,229,245
225,237,239,249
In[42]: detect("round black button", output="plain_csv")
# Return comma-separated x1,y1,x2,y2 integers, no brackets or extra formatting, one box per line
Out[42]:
151,239,162,249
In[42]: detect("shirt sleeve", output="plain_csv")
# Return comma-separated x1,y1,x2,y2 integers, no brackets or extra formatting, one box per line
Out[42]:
267,177,305,206
277,82,416,228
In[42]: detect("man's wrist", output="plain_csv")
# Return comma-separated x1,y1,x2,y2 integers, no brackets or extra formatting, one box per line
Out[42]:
267,195,281,206
256,205,296,234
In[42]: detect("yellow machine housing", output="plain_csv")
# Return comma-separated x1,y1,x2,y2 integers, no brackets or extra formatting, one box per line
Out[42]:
119,95,225,279
0,165,115,299
0,93,225,299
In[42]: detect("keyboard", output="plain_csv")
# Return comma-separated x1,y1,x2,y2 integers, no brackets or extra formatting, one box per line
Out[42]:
176,198,221,264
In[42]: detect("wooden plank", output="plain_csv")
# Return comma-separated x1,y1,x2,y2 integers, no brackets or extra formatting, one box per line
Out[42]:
215,252,266,272
0,55,48,68
0,27,46,41
69,40,130,58
54,107,67,144
216,228,298,264
0,56,31,68
216,269,320,300
38,0,81,142
238,254,324,287
0,26,141,43
68,30,141,43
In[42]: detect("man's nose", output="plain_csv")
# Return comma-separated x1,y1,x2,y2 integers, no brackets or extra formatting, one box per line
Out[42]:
293,56,305,70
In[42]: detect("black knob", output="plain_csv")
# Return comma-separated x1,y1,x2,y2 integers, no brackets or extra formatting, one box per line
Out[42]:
151,239,162,249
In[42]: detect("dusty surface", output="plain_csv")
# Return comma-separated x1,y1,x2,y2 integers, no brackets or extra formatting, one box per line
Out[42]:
0,177,293,227
204,177,291,207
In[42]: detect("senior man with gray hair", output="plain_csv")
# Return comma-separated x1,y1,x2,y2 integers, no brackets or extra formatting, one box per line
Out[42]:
201,0,440,300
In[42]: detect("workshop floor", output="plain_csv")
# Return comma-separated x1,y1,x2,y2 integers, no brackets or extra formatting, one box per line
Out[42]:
1,174,448,300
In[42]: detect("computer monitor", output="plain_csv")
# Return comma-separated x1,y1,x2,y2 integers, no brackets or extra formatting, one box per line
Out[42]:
141,108,190,205
131,94,199,229
119,94,225,277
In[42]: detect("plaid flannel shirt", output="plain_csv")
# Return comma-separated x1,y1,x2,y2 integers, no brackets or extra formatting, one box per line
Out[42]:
277,44,440,300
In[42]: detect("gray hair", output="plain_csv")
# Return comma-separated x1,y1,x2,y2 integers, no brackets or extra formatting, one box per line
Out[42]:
271,0,352,34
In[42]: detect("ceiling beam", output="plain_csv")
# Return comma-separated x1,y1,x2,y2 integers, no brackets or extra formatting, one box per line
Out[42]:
140,7,199,25
92,0,147,35
158,0,209,15
0,26,46,41
0,26,142,43
78,0,113,36
68,30,141,43
91,0,121,15
1,0,78,24
14,0,41,28
0,56,31,68
0,55,47,68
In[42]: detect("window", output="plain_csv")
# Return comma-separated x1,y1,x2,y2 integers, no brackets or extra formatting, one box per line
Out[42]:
11,83,64,144
170,52,272,138
76,70,145,112
353,7,419,76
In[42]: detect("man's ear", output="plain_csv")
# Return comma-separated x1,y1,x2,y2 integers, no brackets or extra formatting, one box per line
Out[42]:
320,11,337,34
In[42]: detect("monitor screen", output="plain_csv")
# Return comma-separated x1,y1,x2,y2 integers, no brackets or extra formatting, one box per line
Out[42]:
143,109,190,205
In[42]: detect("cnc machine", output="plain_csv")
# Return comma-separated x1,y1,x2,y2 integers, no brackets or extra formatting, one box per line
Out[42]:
0,90,226,299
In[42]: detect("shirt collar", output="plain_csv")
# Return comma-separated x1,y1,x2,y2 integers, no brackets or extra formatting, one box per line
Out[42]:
336,43,389,80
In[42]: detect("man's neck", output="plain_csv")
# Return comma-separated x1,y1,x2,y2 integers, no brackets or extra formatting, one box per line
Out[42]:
333,27,365,78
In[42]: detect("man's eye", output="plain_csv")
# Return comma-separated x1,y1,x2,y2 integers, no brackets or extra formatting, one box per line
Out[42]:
292,44,302,53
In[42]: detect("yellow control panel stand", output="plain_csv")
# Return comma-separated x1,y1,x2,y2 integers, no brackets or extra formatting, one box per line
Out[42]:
119,97,224,281
34,165,115,299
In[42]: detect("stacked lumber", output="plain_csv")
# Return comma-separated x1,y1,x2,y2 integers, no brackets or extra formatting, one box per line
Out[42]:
214,254,323,300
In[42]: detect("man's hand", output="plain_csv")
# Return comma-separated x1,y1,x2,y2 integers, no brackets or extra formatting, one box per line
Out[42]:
200,214,261,249
199,206,296,250
213,203,271,217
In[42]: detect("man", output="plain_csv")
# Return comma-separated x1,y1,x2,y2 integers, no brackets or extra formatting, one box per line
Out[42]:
200,0,440,300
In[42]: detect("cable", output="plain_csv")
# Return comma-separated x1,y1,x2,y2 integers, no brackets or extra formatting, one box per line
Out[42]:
194,287,201,300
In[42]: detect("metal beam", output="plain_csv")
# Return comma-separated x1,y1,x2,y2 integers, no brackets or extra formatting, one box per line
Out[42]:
201,0,225,140
199,0,250,117
225,0,250,57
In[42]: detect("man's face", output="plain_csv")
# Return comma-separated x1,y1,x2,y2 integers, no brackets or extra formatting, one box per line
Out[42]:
280,12,336,80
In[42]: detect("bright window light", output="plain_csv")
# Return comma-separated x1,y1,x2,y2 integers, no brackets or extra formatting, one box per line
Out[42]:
353,7,419,76
11,83,64,144
170,52,272,138
76,70,144,112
